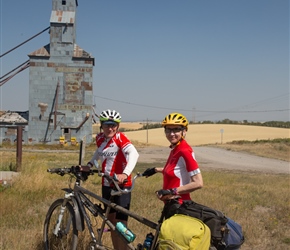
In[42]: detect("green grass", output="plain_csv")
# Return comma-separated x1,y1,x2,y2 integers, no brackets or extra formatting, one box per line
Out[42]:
0,141,289,249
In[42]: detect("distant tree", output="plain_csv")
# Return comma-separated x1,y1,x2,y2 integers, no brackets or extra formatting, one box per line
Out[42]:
140,123,162,130
201,120,214,124
131,119,290,130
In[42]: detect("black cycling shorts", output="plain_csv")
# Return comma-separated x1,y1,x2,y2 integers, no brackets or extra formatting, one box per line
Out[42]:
102,186,131,221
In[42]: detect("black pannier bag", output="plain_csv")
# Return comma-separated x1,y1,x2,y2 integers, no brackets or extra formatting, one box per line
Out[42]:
175,200,228,245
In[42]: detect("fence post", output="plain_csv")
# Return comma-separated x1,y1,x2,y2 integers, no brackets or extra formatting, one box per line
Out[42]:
16,126,22,172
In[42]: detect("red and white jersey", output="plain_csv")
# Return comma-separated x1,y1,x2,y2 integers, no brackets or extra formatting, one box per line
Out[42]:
94,132,136,187
163,139,201,202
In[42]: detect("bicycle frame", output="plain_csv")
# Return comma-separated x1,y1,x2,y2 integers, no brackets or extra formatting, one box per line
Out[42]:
74,185,161,249
45,166,166,250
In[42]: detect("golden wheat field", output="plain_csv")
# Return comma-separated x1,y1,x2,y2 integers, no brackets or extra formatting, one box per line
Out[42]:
94,123,290,146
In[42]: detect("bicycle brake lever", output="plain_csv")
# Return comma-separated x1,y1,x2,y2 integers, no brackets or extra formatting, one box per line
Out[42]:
113,173,119,182
110,190,123,196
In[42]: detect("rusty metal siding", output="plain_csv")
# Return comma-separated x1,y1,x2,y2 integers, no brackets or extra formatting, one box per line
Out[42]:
50,11,75,24
64,73,84,104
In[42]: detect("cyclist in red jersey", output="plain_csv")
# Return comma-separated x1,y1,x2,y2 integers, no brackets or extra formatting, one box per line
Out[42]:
87,109,139,250
143,112,203,204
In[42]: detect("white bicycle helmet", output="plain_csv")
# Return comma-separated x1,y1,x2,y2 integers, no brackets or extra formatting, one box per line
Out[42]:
99,109,122,123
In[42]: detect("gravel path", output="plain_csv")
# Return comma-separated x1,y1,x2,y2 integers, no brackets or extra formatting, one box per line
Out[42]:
137,146,289,174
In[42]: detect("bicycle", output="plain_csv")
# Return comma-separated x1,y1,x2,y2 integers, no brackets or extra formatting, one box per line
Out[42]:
43,162,172,250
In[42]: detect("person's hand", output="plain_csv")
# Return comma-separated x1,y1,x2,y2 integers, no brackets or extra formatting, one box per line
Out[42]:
87,162,94,168
80,165,91,172
116,173,128,184
142,168,156,177
156,188,177,201
78,165,91,181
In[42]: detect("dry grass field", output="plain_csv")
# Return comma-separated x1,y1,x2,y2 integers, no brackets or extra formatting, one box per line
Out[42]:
110,123,289,147
0,148,289,249
0,124,289,249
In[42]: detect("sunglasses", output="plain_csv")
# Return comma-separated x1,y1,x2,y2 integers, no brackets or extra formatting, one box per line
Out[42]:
102,124,118,129
165,127,183,134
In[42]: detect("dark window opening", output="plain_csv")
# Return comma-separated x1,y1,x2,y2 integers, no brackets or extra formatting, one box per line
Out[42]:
64,128,70,134
62,1,66,5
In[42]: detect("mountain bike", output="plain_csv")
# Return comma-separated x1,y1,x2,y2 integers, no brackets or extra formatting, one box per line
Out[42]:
43,162,171,250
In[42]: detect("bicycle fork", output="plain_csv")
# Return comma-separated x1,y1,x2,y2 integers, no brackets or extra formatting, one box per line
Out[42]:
53,192,74,236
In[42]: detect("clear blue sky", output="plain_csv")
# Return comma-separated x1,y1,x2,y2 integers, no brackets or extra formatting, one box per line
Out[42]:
0,0,289,122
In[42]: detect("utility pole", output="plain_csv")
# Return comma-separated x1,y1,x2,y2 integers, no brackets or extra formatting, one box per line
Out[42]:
220,128,224,144
192,106,195,123
143,118,152,144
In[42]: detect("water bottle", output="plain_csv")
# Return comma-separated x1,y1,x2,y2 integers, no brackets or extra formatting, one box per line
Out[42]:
143,232,154,250
116,222,136,242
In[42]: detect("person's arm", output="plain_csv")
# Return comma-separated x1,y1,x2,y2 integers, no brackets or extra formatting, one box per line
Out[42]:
142,167,164,177
122,144,139,176
87,149,99,167
155,167,164,173
175,172,203,194
175,148,203,194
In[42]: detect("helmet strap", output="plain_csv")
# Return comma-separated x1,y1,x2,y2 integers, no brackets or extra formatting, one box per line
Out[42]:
170,138,183,148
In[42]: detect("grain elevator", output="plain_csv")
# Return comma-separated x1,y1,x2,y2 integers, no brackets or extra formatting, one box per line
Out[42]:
28,0,94,144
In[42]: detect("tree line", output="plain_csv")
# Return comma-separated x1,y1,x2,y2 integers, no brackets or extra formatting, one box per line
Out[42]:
133,119,290,131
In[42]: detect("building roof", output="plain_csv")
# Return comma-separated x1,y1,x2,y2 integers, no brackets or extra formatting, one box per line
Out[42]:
28,44,93,59
0,111,28,125
28,44,50,57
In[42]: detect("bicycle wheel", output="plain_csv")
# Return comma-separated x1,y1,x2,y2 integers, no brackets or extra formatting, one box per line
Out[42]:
43,198,78,250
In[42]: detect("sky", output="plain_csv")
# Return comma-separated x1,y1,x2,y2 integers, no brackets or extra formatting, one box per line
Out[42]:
0,0,289,122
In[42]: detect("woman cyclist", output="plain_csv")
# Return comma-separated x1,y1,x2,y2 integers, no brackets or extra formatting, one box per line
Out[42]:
87,109,139,250
143,112,203,204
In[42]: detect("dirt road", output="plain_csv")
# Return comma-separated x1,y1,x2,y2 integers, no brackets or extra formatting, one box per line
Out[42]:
1,146,288,182
136,146,289,174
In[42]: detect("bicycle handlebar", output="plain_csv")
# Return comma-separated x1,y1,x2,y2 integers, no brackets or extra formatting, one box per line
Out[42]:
47,166,98,175
47,166,145,196
109,172,143,196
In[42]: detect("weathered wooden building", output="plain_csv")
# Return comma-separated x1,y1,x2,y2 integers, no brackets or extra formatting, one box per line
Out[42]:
28,0,94,144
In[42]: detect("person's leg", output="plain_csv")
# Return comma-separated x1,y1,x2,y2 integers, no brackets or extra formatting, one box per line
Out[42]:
102,186,131,250
111,191,132,250
109,213,129,250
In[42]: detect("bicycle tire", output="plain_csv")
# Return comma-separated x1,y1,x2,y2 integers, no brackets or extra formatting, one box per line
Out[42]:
43,198,78,250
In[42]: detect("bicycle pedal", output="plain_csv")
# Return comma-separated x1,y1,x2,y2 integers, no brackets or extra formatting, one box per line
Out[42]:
137,243,143,250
